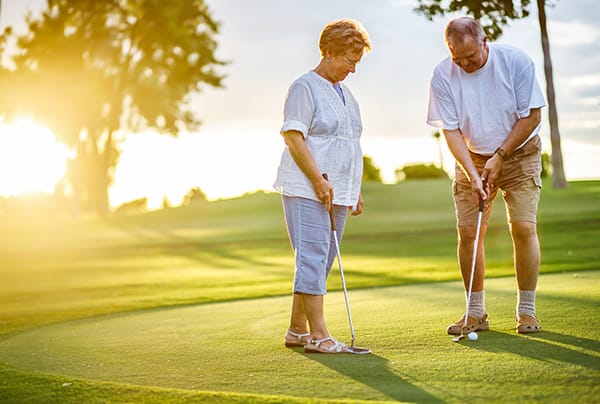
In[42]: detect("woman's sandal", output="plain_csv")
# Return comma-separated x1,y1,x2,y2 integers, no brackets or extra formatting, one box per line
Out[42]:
304,336,350,354
516,314,542,334
284,330,311,347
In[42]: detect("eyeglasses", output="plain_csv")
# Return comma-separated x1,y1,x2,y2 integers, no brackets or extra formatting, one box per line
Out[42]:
342,56,360,67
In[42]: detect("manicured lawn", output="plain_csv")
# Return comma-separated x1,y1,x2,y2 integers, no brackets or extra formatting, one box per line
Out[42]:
0,179,598,402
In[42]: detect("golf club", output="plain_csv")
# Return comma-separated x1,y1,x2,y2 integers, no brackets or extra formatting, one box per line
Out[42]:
323,173,371,354
453,192,485,343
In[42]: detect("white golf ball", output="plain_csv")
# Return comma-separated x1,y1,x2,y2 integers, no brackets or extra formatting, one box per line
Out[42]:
468,332,478,341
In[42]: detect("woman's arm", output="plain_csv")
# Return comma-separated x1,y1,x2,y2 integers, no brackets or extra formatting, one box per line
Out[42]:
282,130,333,210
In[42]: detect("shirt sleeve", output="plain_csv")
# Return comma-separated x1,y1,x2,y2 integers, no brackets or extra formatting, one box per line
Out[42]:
514,52,546,118
280,79,315,138
427,68,459,130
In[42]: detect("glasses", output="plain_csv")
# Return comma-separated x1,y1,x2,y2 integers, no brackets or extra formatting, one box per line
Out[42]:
342,56,360,67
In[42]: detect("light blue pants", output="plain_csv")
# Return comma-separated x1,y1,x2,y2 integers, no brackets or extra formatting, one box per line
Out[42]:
282,195,349,295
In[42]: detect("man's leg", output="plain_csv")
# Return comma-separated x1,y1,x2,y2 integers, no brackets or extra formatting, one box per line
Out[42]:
447,159,496,335
510,220,542,333
510,221,540,291
497,135,543,333
457,223,488,294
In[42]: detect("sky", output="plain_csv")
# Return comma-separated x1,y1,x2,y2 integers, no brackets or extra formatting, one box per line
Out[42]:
2,0,600,209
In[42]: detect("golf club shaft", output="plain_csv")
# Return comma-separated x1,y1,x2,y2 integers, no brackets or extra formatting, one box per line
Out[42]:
322,173,355,346
331,228,355,346
463,196,484,336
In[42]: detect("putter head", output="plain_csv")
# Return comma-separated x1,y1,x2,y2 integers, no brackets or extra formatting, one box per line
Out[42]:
452,334,465,343
347,346,371,354
452,325,469,342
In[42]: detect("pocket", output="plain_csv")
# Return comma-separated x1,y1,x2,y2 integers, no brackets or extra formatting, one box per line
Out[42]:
520,135,541,156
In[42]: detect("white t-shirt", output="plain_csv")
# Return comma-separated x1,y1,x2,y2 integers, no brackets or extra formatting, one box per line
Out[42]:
274,71,363,207
427,43,546,155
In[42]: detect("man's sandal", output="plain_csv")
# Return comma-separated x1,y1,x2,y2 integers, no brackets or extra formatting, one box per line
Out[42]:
284,330,311,347
516,314,542,334
446,313,489,335
304,336,350,354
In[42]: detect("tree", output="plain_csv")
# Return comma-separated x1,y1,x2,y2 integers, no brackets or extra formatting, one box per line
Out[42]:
0,0,225,214
415,0,568,188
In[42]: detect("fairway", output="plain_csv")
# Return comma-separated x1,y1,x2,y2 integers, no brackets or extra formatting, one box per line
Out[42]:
1,271,598,403
1,179,599,402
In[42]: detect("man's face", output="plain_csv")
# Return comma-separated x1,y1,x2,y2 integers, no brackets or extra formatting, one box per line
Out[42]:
448,36,487,73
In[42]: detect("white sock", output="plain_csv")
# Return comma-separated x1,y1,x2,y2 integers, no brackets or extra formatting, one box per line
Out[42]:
517,289,536,318
466,290,486,319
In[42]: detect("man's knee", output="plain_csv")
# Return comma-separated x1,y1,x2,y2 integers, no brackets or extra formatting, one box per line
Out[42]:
510,221,537,241
458,225,483,245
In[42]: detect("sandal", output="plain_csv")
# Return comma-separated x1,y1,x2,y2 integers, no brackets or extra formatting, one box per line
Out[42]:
446,313,489,335
304,336,350,354
516,314,542,334
284,330,311,348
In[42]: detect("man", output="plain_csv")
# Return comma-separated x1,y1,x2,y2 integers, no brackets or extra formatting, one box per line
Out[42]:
427,16,546,335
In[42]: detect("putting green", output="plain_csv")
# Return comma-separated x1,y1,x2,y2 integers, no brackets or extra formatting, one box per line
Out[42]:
1,271,599,403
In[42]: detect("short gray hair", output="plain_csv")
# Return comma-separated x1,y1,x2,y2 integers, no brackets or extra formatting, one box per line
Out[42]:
444,16,485,47
319,19,372,57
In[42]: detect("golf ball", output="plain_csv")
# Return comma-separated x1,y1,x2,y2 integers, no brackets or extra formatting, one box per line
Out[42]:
468,332,478,341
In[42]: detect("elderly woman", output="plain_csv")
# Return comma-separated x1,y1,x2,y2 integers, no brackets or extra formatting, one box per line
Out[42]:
274,19,372,354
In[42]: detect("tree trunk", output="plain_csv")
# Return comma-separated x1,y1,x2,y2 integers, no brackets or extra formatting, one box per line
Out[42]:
537,0,568,188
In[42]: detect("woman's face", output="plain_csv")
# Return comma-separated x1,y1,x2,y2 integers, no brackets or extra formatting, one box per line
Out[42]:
329,49,363,82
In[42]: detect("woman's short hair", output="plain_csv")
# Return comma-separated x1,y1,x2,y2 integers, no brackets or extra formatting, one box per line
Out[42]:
319,19,372,57
444,16,485,46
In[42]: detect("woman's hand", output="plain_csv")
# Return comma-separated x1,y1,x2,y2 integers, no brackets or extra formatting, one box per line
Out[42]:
316,175,334,211
349,192,363,216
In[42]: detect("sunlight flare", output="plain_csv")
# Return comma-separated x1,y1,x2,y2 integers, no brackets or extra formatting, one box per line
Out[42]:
0,118,69,197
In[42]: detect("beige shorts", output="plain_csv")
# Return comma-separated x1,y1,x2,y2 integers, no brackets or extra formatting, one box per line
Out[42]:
453,135,542,227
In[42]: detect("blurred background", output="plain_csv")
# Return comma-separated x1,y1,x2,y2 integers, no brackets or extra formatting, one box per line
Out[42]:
1,0,598,213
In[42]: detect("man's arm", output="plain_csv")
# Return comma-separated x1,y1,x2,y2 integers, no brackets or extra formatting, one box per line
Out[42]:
481,108,542,188
442,128,487,202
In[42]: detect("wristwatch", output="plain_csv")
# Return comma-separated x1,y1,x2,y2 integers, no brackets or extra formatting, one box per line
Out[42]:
494,147,507,161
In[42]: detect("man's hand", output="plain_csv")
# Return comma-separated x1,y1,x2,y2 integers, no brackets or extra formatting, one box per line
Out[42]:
481,154,503,190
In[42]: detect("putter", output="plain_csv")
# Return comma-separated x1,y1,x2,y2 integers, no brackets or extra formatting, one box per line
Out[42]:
323,174,371,354
453,193,485,343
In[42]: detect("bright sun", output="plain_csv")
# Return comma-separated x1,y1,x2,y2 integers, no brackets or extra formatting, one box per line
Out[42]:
0,118,69,197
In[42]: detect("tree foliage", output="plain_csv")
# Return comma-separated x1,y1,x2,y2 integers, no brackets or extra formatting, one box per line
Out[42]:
0,0,225,213
415,0,531,40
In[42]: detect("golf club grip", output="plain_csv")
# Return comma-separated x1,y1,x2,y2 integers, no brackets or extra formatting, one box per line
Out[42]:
479,179,488,212
322,173,336,230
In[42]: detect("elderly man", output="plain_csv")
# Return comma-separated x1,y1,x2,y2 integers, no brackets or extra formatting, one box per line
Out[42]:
427,16,546,335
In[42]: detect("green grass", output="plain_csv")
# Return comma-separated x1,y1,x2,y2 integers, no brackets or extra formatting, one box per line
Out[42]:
0,179,599,403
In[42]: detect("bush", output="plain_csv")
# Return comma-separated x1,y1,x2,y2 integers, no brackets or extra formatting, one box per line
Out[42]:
363,155,382,182
396,163,449,181
541,152,551,179
115,198,148,214
182,187,207,205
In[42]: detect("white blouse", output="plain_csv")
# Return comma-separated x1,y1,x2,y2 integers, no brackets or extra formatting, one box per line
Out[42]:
274,71,363,207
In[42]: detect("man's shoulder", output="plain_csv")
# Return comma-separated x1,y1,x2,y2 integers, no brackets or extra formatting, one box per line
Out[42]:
432,56,455,76
490,43,532,62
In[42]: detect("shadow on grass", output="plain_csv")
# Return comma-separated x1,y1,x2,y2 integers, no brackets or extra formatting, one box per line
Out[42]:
468,331,600,371
299,351,443,403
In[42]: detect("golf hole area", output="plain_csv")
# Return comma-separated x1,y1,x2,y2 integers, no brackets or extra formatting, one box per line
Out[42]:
0,273,599,402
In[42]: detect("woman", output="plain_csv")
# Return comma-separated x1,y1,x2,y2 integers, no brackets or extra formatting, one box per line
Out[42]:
274,19,371,354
